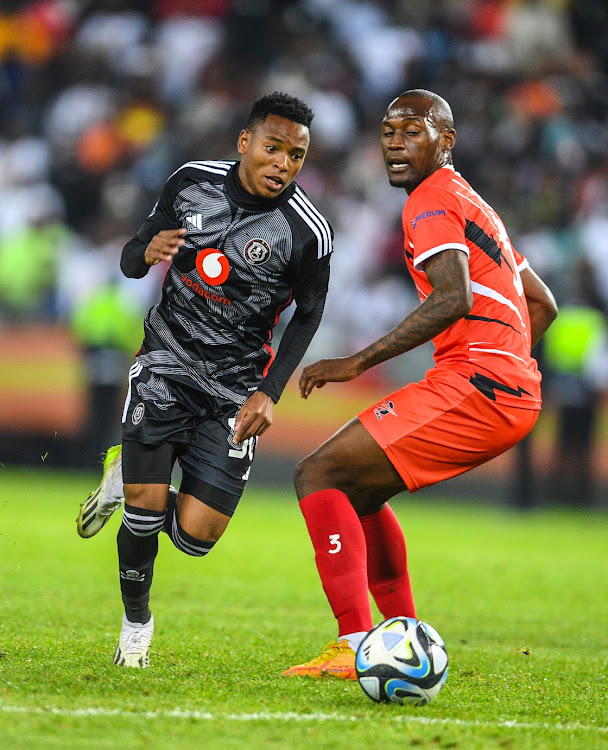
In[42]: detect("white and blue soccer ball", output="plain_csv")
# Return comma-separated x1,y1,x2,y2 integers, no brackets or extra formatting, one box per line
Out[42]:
355,617,449,706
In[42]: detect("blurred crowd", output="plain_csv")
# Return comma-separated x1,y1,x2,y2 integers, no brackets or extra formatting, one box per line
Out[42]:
2,0,608,499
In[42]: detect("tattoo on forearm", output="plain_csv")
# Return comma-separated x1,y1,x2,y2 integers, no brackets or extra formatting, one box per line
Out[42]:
357,252,470,370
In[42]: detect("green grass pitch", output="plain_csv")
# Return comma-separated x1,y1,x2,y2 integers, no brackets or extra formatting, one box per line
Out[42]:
0,467,606,749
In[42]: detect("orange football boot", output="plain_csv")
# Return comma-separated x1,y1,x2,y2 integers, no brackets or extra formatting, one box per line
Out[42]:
282,640,356,679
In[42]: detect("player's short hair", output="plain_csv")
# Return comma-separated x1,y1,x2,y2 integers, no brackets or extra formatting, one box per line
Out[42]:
245,92,314,131
399,89,454,130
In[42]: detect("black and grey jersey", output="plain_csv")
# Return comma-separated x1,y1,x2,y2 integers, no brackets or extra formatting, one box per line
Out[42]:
121,160,332,405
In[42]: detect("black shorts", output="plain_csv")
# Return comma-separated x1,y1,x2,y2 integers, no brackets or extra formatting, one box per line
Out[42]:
121,363,257,516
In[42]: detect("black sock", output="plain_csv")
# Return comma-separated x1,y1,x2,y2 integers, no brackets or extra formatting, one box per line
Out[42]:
122,593,153,625
164,499,216,557
117,504,165,623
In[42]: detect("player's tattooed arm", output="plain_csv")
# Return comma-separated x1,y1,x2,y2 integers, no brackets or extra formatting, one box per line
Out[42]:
300,249,472,397
358,249,472,367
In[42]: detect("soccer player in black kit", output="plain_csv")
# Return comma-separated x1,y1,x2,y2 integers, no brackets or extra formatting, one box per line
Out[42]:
76,92,332,667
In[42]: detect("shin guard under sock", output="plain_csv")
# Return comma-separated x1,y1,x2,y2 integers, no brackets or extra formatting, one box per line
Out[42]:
117,504,164,623
299,489,373,636
360,503,416,619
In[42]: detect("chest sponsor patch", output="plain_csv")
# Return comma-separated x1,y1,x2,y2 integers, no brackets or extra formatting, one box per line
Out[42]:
195,248,230,285
181,274,232,305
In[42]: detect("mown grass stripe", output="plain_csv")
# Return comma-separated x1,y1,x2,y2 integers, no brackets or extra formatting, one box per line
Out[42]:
0,705,606,733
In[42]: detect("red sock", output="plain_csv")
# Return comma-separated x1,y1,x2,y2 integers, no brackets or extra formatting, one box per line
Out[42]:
299,489,373,636
360,504,416,619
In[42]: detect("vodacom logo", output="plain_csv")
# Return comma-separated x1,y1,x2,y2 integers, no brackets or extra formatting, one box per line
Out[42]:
195,248,230,286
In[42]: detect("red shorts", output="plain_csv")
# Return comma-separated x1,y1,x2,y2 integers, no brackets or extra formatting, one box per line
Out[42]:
359,368,538,493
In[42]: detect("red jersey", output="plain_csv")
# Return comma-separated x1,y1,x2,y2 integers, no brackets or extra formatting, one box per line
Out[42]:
402,166,541,410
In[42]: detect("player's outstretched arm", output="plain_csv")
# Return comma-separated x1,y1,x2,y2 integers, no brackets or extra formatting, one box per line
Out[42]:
521,266,558,348
300,248,472,398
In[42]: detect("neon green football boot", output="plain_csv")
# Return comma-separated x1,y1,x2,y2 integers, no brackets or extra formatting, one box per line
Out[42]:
76,445,124,538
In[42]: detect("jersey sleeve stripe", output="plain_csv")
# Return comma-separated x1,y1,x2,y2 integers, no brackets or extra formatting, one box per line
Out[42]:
289,198,325,259
190,160,235,167
184,161,233,176
292,189,332,257
168,161,234,179
291,188,332,258
413,243,469,267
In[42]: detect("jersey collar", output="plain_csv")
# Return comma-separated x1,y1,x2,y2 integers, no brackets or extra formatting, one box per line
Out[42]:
410,164,457,194
225,162,296,211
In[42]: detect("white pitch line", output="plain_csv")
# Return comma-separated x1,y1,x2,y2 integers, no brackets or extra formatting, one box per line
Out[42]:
0,705,606,734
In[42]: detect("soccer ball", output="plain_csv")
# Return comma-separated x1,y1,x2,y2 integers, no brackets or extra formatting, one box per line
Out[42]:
355,617,449,706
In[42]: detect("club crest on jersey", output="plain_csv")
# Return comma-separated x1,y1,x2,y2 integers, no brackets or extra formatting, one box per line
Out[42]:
132,402,145,425
374,400,397,420
243,238,271,265
195,248,230,285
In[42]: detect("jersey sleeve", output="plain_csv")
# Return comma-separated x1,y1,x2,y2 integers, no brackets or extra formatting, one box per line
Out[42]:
292,246,331,313
258,238,332,402
512,245,529,273
120,169,183,278
405,187,468,269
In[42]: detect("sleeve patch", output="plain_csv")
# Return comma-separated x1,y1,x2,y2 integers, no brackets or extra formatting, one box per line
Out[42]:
411,208,447,230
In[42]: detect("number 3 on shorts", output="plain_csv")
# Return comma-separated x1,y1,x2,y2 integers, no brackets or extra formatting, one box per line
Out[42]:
227,417,256,460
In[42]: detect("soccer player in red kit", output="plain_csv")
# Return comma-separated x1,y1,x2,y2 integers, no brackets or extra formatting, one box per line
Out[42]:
282,89,558,679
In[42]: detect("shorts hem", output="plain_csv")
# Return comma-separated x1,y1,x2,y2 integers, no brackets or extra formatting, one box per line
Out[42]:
358,373,538,493
180,473,241,517
359,413,418,493
122,476,173,485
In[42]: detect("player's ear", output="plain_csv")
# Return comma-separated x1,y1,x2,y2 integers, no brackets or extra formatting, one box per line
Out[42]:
440,128,456,153
237,129,250,155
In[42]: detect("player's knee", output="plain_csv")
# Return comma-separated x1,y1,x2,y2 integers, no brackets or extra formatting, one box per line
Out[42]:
124,483,168,513
294,452,318,494
294,448,342,497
